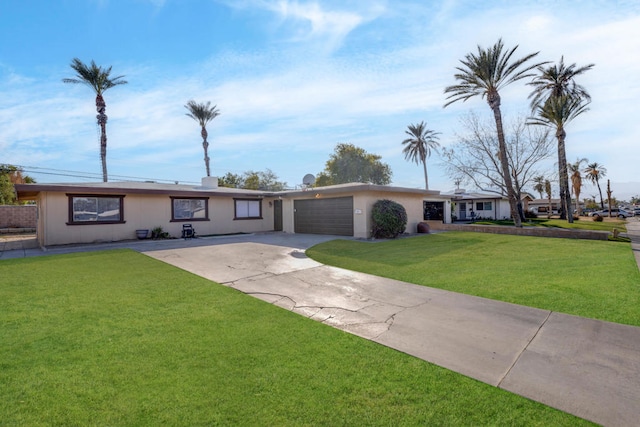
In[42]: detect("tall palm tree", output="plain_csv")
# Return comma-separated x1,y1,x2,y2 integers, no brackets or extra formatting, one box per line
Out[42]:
528,96,590,223
544,179,553,218
401,121,441,190
533,175,545,199
444,38,546,227
584,162,607,209
528,57,594,110
63,58,127,182
185,100,220,177
568,158,588,216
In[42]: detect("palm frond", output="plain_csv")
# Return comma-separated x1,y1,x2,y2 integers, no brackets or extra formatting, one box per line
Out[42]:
444,38,544,108
62,58,127,95
185,100,220,127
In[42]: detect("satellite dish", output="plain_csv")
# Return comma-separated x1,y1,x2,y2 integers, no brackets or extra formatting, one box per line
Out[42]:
302,174,316,186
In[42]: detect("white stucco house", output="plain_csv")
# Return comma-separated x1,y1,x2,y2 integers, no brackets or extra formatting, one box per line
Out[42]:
16,177,453,247
443,189,512,221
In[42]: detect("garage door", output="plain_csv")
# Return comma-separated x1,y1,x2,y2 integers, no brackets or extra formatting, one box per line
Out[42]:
294,197,354,236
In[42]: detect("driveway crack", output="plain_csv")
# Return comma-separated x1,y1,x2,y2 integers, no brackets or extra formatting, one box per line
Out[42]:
497,310,552,388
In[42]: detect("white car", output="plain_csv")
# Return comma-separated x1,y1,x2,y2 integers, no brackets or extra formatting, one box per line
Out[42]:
589,208,632,218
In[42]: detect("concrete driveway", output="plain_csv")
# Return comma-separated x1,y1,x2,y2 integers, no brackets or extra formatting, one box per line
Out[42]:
142,232,640,427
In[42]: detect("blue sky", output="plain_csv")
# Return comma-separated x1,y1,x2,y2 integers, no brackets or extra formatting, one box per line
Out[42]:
1,0,639,200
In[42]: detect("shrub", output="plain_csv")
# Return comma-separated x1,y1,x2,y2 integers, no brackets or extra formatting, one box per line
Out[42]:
592,215,603,222
524,211,537,219
371,199,407,238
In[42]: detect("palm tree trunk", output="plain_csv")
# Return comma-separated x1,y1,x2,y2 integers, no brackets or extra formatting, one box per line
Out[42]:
96,94,108,182
596,179,604,209
201,127,210,177
556,129,573,223
489,94,522,227
422,158,429,190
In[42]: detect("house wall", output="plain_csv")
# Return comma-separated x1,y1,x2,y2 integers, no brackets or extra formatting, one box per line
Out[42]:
457,198,511,220
36,191,276,247
282,190,448,238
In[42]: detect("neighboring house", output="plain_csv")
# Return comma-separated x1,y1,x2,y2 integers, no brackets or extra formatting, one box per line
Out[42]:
444,189,511,221
15,178,452,247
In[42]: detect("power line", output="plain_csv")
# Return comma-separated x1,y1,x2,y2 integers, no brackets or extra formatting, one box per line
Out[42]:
12,165,199,185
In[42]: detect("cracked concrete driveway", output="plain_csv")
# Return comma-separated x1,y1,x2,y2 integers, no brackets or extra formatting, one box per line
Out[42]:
143,232,640,427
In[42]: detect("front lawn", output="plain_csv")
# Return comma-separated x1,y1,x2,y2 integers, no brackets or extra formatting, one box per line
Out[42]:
0,249,591,425
472,217,627,233
307,232,640,326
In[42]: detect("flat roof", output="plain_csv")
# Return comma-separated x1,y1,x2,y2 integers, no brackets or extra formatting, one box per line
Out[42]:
16,181,447,200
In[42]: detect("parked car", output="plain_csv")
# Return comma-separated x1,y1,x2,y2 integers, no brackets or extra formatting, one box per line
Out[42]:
589,208,632,218
633,207,640,217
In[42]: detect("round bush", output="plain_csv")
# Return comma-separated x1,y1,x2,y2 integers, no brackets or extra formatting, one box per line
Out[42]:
371,199,407,239
592,215,603,222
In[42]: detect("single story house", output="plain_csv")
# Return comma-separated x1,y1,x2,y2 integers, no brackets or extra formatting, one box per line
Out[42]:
15,177,453,247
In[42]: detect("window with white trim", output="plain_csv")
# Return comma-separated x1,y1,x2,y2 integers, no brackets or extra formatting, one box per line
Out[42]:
234,199,262,219
475,202,492,211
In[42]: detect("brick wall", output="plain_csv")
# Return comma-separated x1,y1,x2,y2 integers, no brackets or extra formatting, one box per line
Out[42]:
0,205,37,228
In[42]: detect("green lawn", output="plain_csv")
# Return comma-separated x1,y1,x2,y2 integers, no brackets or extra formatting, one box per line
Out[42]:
307,232,640,327
0,249,592,426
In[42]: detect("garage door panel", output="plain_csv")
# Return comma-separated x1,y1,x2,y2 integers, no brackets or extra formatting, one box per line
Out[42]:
294,197,354,236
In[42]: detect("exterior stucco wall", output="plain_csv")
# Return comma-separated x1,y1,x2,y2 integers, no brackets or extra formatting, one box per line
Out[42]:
37,191,276,247
282,190,449,239
456,198,511,220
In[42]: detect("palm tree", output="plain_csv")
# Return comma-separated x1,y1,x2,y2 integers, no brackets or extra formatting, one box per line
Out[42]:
185,100,220,177
568,158,588,216
533,175,545,199
401,121,441,190
528,96,590,223
444,38,546,227
544,179,553,218
584,162,607,209
63,58,127,182
528,57,594,110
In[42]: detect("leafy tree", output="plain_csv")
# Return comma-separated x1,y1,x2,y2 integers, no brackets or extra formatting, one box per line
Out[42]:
218,172,244,188
0,165,35,205
584,162,607,209
568,158,588,216
444,39,545,227
528,96,590,222
401,121,440,190
243,169,287,191
63,58,127,182
185,100,220,177
316,143,392,186
441,113,554,220
218,169,287,191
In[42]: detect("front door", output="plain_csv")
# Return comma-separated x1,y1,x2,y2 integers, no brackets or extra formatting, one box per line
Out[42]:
459,202,467,220
273,200,283,231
